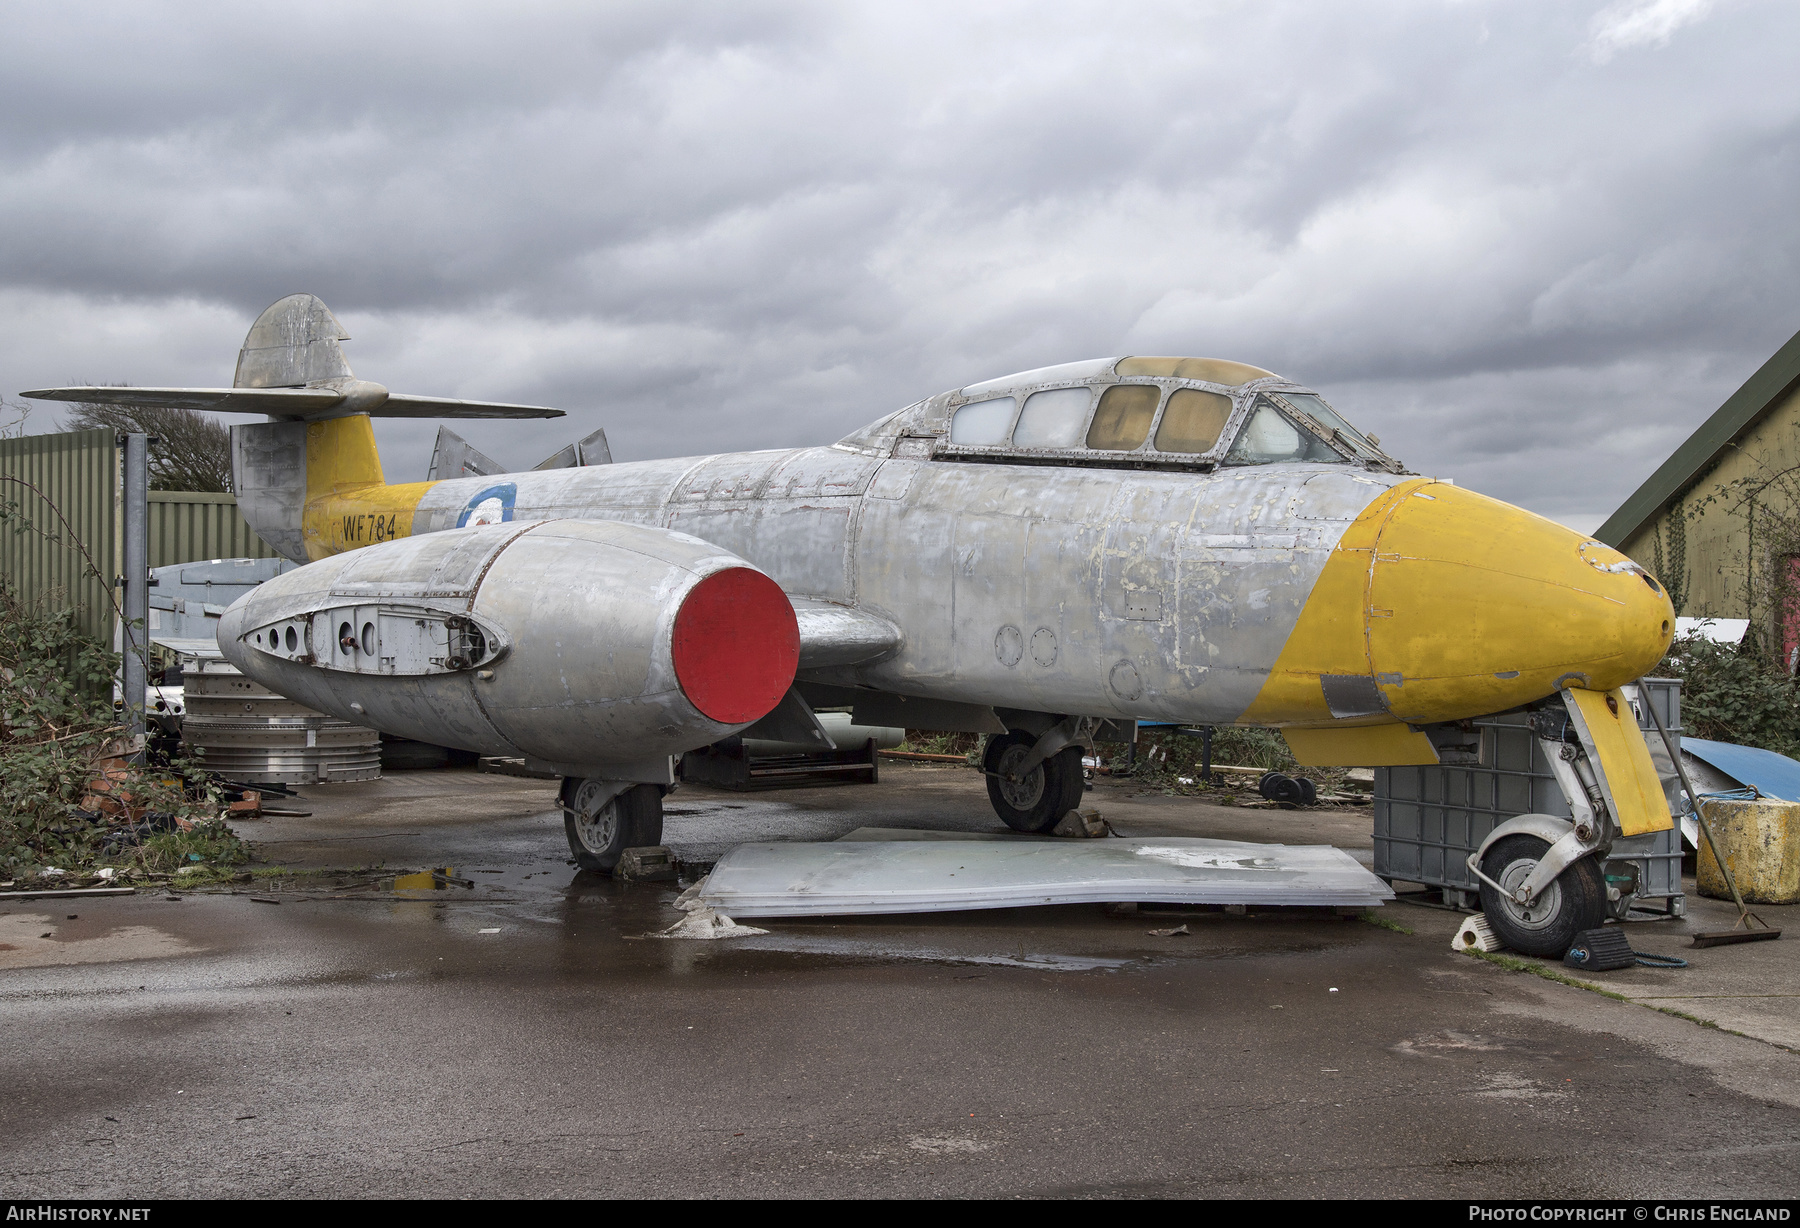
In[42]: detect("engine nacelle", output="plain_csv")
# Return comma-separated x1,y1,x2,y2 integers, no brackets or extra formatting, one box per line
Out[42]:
217,519,800,774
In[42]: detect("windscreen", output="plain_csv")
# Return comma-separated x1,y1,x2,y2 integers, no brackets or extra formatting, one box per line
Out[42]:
1222,396,1352,466
1269,393,1390,464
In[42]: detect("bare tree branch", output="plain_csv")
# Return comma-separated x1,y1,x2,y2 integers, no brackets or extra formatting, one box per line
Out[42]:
0,396,32,439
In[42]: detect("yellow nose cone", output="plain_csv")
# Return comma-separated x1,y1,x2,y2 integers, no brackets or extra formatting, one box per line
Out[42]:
1242,479,1675,729
1368,483,1674,722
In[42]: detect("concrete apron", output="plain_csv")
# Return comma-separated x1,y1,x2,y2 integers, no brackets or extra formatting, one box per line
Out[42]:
1408,888,1799,1051
5,763,1799,1198
9,765,1794,1048
8,765,1794,1050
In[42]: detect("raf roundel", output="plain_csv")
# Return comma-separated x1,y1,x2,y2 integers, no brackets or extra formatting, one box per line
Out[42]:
456,483,517,528
671,568,800,725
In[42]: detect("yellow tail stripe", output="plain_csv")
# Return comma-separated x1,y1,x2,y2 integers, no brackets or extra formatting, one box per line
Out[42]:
299,416,435,560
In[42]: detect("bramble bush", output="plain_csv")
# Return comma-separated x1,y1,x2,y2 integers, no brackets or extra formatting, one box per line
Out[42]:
1655,634,1800,758
0,582,237,879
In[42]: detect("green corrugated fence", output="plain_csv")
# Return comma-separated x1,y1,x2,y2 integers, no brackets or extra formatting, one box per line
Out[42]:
0,427,121,643
1,429,276,646
148,490,279,571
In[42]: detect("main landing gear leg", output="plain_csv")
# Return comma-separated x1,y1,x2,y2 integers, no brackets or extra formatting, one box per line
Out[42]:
983,728,1086,834
560,778,665,873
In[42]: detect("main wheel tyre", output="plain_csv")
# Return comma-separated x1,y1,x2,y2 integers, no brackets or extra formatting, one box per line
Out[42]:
1476,834,1607,956
984,731,1085,833
561,779,664,873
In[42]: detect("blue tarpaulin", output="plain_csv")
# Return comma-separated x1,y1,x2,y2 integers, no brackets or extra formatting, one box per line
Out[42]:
1682,737,1800,803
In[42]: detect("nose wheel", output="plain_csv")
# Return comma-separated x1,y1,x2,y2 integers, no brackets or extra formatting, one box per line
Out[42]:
983,730,1085,833
1476,833,1607,956
561,778,664,873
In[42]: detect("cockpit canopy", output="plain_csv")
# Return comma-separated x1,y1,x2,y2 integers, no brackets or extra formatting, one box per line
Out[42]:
838,356,1403,473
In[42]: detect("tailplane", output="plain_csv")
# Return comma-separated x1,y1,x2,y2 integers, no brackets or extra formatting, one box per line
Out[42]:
22,293,566,564
24,293,563,423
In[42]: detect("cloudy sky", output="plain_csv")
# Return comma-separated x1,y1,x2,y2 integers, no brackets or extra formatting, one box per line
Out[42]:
3,0,1795,531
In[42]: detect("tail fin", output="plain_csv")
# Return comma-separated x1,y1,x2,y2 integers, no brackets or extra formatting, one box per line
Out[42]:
232,295,390,562
234,413,430,564
22,293,567,564
228,295,419,563
234,294,355,389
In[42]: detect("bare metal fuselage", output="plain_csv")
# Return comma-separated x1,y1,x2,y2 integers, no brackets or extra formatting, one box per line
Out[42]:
405,446,1374,726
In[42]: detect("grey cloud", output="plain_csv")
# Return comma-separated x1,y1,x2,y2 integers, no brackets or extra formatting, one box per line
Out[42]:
3,0,1797,524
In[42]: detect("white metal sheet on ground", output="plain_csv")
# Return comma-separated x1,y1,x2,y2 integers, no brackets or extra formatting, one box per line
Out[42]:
834,826,1055,842
697,836,1394,917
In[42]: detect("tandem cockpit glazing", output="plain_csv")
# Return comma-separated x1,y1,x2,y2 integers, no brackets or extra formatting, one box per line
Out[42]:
836,355,1408,474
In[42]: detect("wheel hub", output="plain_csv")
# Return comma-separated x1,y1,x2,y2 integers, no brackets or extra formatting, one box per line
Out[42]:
1495,856,1562,930
995,744,1045,810
571,780,620,853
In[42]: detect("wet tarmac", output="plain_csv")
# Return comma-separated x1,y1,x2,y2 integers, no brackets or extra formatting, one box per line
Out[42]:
3,763,1798,1199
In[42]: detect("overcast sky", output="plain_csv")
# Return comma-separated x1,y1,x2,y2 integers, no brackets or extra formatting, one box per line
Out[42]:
3,0,1796,531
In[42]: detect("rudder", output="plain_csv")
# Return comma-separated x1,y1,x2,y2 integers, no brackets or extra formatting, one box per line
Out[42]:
229,296,433,563
234,294,354,389
234,415,426,563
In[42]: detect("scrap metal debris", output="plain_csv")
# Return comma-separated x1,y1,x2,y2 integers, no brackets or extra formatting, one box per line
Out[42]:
1050,809,1114,838
690,834,1394,918
658,882,770,940
660,905,772,940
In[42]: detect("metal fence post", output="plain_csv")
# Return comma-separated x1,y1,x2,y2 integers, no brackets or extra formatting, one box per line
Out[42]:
121,433,149,757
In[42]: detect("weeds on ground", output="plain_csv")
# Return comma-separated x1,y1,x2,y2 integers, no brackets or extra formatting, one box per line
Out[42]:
0,581,236,882
896,730,983,762
1461,948,1626,1000
166,864,373,890
1459,946,1763,1040
1120,726,1350,800
139,826,251,875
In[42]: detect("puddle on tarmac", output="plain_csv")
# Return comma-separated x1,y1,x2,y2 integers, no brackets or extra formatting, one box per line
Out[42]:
0,913,198,968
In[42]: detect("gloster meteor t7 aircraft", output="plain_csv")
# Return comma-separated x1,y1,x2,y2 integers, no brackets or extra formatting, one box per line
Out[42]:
27,294,1677,954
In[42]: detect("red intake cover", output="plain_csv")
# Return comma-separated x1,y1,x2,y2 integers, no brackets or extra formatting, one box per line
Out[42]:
670,567,799,725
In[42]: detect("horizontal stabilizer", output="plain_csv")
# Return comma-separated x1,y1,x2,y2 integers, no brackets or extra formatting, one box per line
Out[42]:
374,392,563,420
21,384,563,421
22,293,564,422
791,599,902,670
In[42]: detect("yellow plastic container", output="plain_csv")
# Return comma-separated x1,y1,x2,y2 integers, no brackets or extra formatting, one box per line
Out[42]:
1696,798,1800,904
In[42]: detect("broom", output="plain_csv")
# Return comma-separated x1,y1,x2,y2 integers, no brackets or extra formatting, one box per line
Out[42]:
1642,695,1780,947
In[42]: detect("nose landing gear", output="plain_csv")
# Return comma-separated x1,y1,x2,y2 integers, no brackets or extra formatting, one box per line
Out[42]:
1476,833,1608,955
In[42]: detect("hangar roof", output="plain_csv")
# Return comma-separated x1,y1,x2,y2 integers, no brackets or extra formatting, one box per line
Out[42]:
1597,325,1800,547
